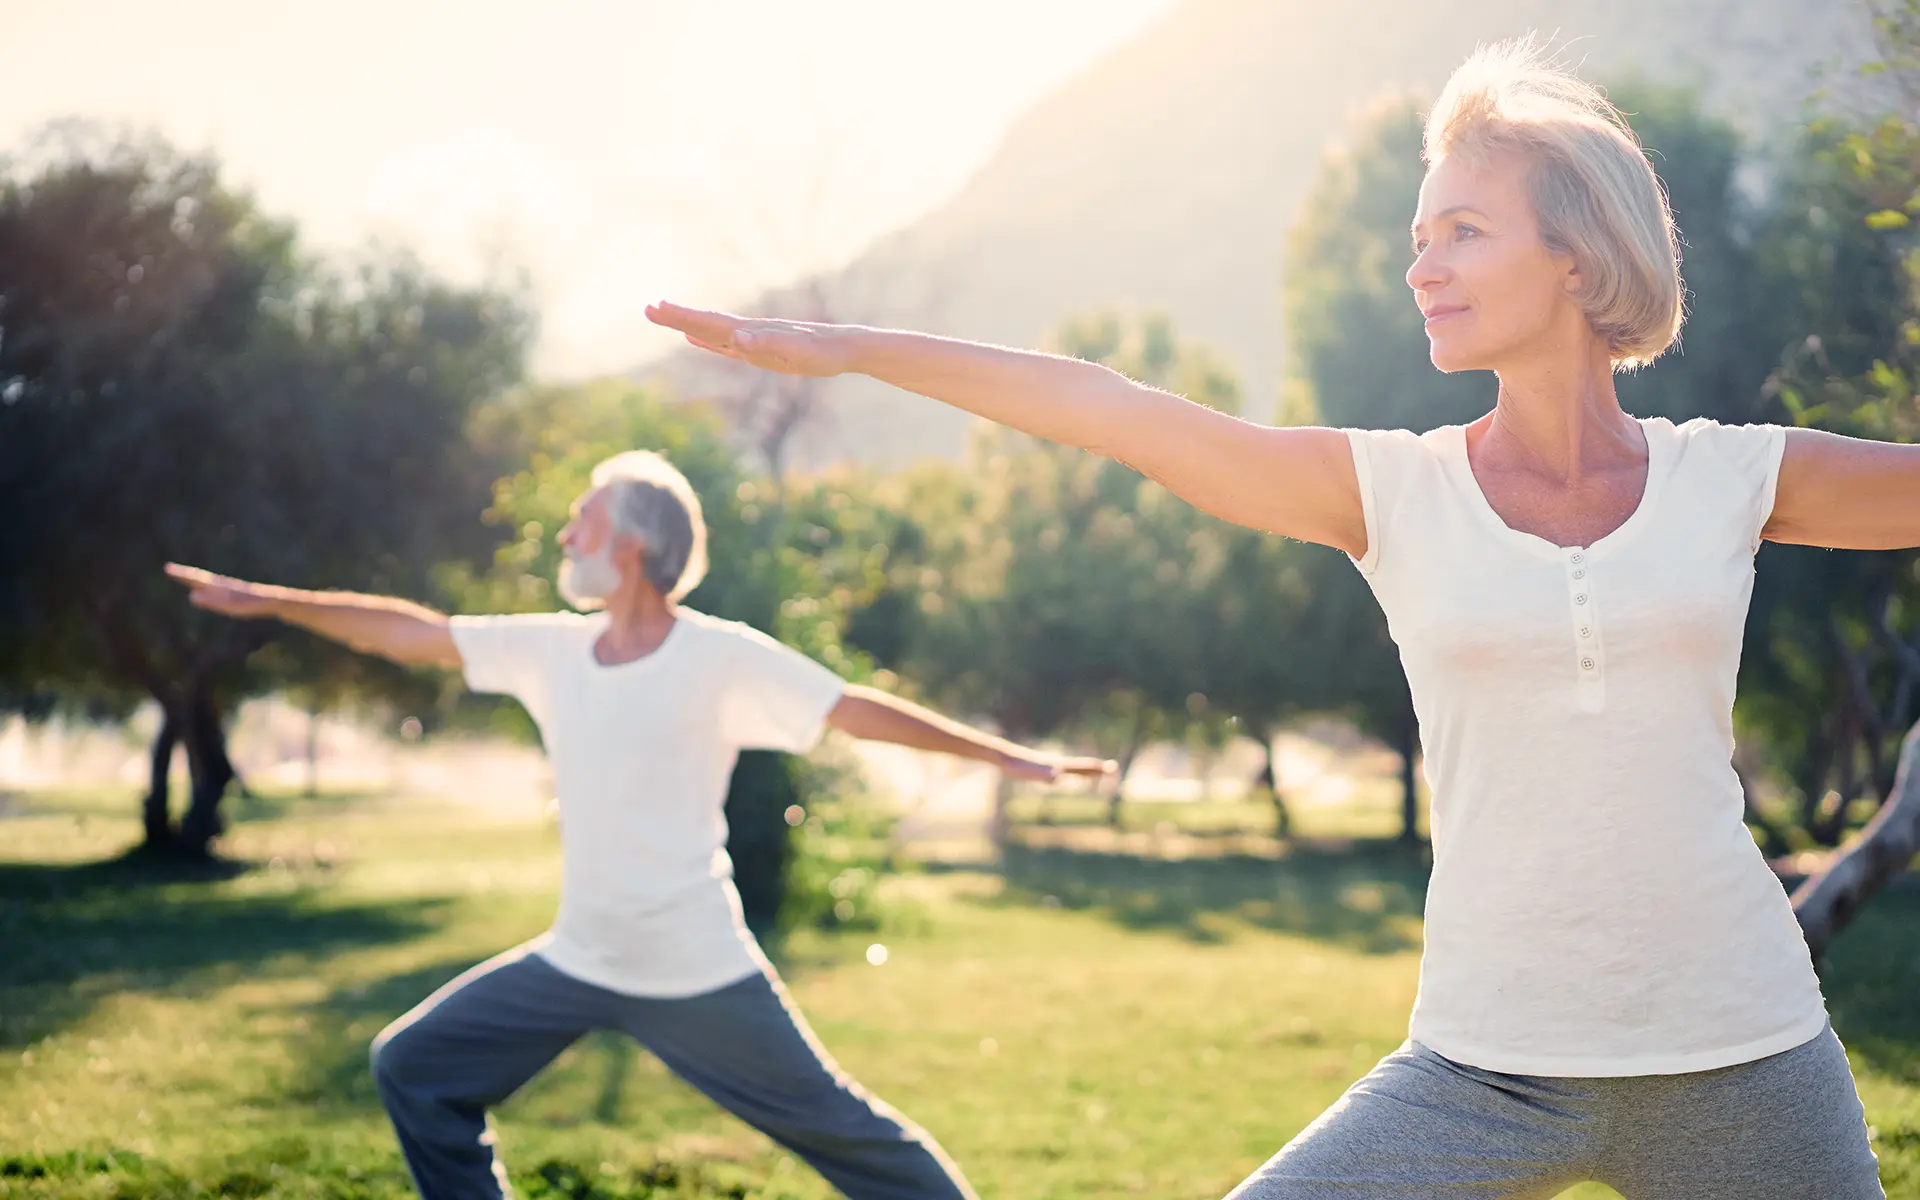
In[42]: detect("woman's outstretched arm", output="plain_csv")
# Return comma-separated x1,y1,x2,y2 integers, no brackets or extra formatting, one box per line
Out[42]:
646,303,1367,556
1768,429,1920,551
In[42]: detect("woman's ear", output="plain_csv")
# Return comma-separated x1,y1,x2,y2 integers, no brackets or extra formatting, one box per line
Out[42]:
1557,250,1583,296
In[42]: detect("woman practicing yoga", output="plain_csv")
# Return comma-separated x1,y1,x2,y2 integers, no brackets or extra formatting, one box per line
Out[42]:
649,37,1918,1199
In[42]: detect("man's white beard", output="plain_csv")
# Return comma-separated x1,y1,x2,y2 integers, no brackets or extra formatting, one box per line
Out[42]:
558,545,622,611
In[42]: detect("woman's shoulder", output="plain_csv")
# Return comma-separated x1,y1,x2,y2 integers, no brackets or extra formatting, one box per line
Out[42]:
1660,416,1787,478
1344,423,1461,458
1344,424,1466,487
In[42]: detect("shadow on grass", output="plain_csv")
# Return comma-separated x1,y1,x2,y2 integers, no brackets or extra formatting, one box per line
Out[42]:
0,848,451,1050
996,838,1429,953
0,1144,754,1198
223,787,406,825
283,950,504,1113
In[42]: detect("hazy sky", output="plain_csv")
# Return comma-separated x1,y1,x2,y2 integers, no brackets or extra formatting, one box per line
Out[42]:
4,0,1177,376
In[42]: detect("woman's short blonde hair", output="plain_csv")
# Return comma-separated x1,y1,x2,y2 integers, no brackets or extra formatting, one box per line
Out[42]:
1425,37,1683,369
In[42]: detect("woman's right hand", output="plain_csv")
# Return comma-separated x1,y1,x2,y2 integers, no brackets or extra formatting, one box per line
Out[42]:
646,302,856,378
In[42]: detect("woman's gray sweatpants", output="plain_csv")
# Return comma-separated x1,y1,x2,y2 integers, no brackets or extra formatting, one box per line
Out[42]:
1227,1024,1882,1199
369,943,976,1200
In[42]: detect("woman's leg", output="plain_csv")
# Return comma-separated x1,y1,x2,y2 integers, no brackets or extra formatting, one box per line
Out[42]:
1225,1042,1595,1200
1593,1025,1882,1200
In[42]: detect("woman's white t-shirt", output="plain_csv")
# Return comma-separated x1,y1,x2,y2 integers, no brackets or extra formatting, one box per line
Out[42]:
449,608,847,998
1347,416,1828,1076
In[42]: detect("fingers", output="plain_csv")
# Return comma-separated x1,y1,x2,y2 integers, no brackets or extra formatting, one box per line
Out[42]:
1005,754,1117,782
646,301,740,345
685,334,746,361
1061,757,1119,777
165,562,215,586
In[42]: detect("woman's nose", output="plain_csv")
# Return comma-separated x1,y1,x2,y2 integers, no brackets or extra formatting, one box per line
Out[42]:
1406,246,1446,295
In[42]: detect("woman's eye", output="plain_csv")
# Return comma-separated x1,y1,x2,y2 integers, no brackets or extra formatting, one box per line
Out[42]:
1455,224,1481,240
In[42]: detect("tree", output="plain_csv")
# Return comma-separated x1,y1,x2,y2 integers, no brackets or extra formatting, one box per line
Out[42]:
1766,0,1920,956
862,313,1374,840
0,127,530,857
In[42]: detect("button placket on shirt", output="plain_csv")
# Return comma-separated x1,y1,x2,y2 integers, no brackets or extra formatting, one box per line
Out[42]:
1565,548,1605,710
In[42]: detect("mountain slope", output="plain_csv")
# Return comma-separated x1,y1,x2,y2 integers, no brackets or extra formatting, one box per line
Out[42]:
651,0,1878,468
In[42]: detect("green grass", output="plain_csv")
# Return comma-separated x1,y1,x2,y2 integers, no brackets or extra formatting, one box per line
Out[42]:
1,787,1917,1198
1005,773,1419,843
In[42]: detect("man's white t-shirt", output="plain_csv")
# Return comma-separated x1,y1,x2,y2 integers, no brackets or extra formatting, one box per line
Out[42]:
449,608,847,998
1347,416,1829,1076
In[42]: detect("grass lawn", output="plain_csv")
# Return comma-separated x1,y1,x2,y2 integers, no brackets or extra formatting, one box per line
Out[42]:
2,786,1917,1198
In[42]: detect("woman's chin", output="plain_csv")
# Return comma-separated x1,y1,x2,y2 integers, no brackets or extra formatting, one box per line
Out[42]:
1426,341,1488,374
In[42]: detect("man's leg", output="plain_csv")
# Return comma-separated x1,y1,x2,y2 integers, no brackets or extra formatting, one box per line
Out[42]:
370,943,612,1200
1225,1042,1596,1200
615,966,977,1200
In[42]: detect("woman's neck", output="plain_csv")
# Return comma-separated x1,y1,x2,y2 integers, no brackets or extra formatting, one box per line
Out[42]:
1480,339,1639,480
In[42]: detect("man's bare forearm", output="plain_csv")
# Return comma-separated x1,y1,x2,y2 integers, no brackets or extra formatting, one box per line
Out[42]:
264,588,457,668
826,685,1022,767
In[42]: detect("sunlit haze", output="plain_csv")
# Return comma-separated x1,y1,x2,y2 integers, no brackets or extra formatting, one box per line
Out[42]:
4,0,1178,377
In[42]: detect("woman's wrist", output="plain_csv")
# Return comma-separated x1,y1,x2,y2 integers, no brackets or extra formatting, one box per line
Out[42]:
834,324,889,377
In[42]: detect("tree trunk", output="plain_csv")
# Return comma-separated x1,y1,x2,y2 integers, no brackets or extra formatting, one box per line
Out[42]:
142,704,182,850
176,688,236,857
1256,728,1292,840
1107,709,1147,830
991,771,1015,853
306,704,320,798
1793,719,1920,962
1396,711,1422,845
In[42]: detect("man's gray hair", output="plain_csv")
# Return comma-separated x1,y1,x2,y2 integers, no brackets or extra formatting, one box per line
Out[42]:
589,450,710,601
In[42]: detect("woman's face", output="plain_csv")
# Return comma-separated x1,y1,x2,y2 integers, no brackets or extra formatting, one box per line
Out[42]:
1406,150,1585,374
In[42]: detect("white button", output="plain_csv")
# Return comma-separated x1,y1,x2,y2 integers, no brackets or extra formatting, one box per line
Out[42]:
1581,658,1596,671
1575,595,1588,605
1579,627,1592,638
1570,552,1585,564
1572,569,1586,580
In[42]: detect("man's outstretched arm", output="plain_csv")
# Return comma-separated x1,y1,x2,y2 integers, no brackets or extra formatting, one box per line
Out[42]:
165,563,462,670
824,684,1114,783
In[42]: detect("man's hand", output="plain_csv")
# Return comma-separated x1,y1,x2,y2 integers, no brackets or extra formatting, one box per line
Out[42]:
827,686,1117,781
997,751,1118,785
166,563,283,619
162,563,459,668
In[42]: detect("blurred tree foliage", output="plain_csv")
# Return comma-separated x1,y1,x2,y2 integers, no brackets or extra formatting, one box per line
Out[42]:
0,126,530,857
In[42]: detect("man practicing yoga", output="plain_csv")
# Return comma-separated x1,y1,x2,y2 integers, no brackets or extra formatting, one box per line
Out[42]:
169,448,1110,1200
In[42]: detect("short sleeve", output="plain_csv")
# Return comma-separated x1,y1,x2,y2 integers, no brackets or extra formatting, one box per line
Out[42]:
1345,429,1385,575
448,613,584,699
1749,424,1789,553
1678,419,1789,553
721,624,848,753
1343,427,1435,577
